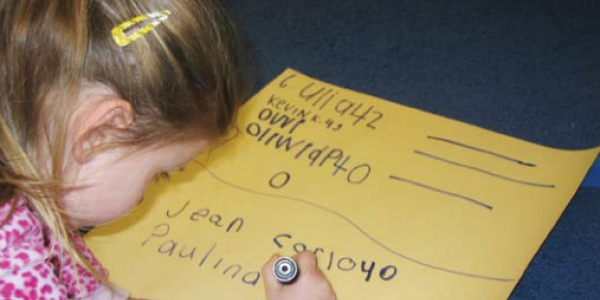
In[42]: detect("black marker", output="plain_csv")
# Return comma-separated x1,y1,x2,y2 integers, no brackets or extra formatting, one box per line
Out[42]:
273,257,298,283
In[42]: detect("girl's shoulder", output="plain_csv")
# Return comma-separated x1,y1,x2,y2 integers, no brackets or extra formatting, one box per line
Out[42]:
0,197,44,252
0,198,116,299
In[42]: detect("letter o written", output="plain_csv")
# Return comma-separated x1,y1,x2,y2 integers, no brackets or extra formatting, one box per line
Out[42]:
270,172,292,189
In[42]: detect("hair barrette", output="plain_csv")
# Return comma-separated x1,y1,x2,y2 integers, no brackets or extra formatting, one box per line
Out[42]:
111,10,171,47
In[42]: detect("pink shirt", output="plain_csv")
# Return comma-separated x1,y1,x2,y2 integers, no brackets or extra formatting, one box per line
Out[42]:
0,199,128,300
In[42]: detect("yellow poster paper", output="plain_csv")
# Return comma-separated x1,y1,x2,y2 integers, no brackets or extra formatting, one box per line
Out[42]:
86,69,599,300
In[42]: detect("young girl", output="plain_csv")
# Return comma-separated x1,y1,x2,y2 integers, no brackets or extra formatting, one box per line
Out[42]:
0,1,336,300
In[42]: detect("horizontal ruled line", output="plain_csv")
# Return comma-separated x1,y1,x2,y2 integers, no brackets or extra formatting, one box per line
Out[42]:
388,175,493,210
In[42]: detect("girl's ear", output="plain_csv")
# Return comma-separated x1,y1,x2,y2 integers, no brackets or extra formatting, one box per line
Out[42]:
72,98,134,164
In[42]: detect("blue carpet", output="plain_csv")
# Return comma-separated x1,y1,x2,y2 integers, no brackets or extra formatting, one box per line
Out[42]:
222,1,600,299
583,158,600,188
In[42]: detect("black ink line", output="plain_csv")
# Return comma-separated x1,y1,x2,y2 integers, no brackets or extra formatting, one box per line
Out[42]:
388,175,493,210
427,136,537,167
194,161,514,282
415,150,556,188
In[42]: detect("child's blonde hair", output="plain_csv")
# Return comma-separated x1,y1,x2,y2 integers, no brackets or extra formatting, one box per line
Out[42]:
0,0,250,279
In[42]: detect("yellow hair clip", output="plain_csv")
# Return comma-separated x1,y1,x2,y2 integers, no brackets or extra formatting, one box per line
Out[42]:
111,10,171,47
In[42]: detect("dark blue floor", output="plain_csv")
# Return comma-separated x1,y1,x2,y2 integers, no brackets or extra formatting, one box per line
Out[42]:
221,1,600,299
